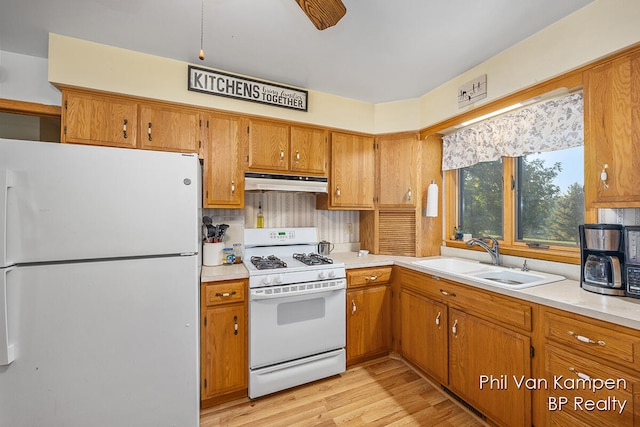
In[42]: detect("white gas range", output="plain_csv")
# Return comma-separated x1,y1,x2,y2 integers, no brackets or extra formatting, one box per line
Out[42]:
243,227,346,399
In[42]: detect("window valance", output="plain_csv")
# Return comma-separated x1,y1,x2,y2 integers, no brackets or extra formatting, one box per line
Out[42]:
441,92,584,171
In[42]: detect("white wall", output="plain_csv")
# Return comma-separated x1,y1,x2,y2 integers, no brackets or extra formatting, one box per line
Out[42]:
413,0,640,132
0,50,60,105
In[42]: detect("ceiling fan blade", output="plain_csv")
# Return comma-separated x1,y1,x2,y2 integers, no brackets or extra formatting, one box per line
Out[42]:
295,0,347,30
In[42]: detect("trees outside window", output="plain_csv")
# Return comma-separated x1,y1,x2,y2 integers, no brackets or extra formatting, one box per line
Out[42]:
458,145,584,249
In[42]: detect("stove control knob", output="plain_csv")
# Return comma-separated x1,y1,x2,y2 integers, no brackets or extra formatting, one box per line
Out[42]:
261,276,273,285
275,274,284,284
318,271,327,280
328,270,336,278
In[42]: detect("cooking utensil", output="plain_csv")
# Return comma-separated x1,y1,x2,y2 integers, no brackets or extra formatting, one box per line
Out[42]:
318,240,334,256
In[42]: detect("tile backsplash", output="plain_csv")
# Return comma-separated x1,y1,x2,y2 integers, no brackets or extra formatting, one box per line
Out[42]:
204,192,359,244
598,208,640,225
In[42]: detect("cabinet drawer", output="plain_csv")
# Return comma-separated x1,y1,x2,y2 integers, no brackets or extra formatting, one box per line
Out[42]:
544,345,640,427
204,280,246,306
544,309,640,370
347,267,392,287
398,268,532,332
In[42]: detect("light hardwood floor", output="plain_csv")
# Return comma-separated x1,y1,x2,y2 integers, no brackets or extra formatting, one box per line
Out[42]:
200,357,487,426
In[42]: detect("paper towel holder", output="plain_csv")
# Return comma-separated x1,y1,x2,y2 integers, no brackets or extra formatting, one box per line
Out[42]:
423,180,439,217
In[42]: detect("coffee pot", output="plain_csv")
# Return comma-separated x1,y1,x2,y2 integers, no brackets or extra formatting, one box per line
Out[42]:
579,224,625,296
318,240,334,256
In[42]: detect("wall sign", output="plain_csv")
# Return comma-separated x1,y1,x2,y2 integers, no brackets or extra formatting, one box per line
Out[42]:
188,65,308,112
458,74,487,108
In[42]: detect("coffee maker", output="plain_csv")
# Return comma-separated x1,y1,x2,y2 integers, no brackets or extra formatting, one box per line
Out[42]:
579,224,625,296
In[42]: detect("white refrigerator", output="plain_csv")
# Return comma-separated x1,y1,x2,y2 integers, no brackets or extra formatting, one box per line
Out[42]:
0,138,201,426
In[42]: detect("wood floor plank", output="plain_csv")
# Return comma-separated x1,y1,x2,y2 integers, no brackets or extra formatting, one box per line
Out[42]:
200,357,487,427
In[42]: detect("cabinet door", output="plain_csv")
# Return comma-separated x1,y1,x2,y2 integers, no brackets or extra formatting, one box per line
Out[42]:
346,285,391,364
346,289,366,363
290,125,327,175
63,91,137,148
201,304,247,400
203,113,245,208
138,105,199,154
248,119,290,171
585,52,640,207
330,132,375,209
377,134,418,207
543,345,640,427
448,308,531,427
400,289,448,384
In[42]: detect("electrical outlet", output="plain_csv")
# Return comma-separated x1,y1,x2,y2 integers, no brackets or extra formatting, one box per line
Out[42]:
347,222,353,234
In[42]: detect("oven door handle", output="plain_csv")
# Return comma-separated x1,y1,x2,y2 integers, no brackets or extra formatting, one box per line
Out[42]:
250,285,345,301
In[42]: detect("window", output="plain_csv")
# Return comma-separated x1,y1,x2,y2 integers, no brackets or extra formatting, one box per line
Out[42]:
516,147,584,246
445,91,586,262
459,159,503,239
453,146,584,260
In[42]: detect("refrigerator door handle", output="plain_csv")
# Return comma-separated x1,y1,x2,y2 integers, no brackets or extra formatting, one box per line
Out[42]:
1,169,15,267
1,266,15,365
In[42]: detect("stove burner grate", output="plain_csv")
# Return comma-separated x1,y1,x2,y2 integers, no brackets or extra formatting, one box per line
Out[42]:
293,253,334,266
250,255,287,270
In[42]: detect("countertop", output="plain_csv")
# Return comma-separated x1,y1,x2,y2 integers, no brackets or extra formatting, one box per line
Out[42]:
201,252,640,331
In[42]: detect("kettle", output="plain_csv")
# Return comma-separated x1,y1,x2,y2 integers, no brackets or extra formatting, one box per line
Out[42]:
318,240,334,256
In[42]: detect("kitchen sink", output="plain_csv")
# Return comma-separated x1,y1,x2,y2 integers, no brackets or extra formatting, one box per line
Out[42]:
411,258,490,275
411,257,565,289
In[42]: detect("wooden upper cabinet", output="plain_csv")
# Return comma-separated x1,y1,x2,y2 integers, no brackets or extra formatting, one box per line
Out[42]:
247,119,290,172
325,131,375,209
377,133,419,207
138,104,200,154
584,51,640,208
203,113,245,208
290,125,327,175
247,120,327,176
63,90,137,148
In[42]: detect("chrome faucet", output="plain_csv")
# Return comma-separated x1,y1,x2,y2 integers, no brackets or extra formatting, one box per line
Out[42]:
466,236,501,266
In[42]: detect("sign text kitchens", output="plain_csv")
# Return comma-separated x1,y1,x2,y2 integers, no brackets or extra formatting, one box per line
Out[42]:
188,65,308,112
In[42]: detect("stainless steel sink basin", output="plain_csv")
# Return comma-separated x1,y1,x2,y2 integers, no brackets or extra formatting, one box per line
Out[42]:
411,257,565,289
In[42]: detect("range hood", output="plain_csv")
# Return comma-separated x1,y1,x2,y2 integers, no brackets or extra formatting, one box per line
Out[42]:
244,172,328,193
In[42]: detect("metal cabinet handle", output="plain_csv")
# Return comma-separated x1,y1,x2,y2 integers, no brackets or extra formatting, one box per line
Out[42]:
435,311,441,327
366,275,378,282
215,291,237,298
231,181,235,194
567,330,606,346
440,289,456,297
336,186,341,199
280,150,285,160
407,187,412,201
233,315,238,335
295,151,300,161
123,119,128,139
452,319,458,335
147,122,152,141
351,300,357,315
568,366,591,381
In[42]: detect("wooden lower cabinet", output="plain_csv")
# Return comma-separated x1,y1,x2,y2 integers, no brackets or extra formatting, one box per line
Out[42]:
346,267,392,365
538,306,640,426
200,280,248,407
448,308,532,427
397,267,533,427
400,288,448,384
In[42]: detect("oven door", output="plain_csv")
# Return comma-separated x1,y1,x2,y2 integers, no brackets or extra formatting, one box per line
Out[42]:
249,280,346,369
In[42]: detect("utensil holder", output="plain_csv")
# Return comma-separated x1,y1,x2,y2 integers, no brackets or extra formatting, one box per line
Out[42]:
203,242,224,266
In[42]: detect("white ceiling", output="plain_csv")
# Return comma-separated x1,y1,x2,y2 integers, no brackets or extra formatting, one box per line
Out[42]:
0,0,593,103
